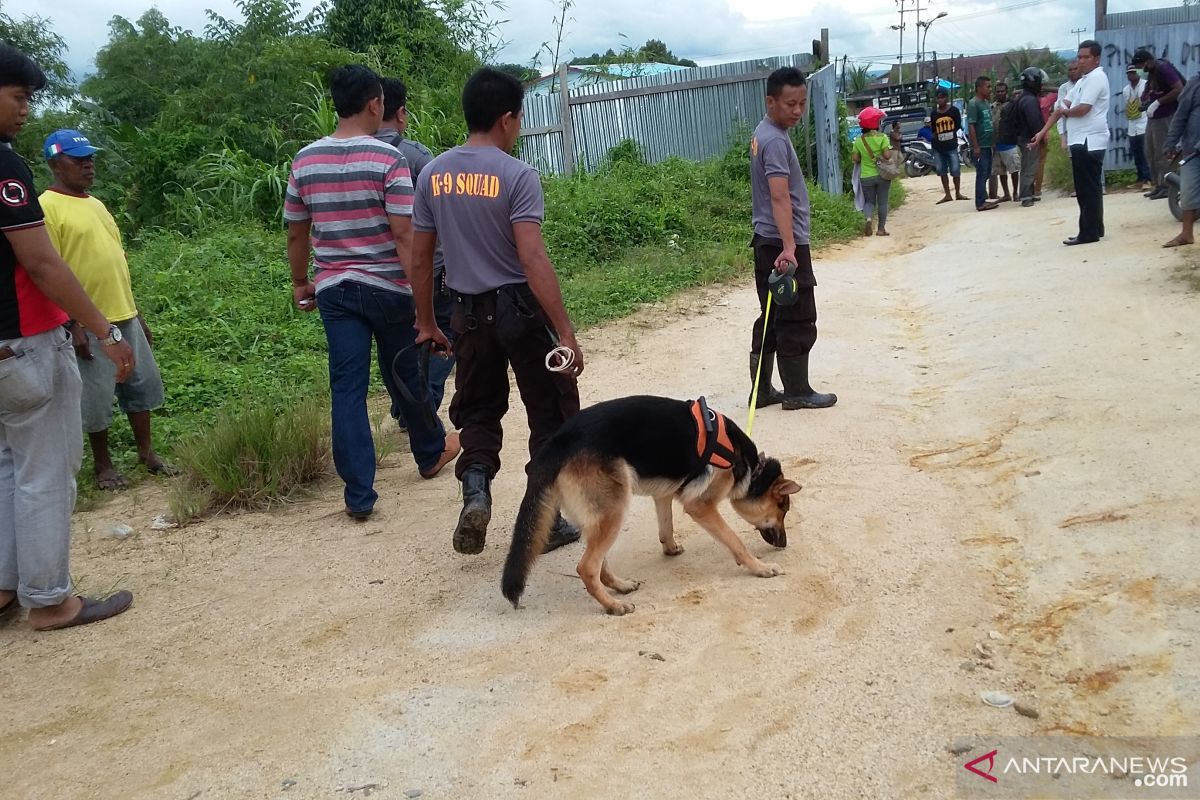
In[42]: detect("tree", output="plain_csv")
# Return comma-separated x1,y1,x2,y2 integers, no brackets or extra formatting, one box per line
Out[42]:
538,0,574,90
1002,46,1067,88
0,6,73,104
493,62,538,81
637,38,697,67
847,65,872,94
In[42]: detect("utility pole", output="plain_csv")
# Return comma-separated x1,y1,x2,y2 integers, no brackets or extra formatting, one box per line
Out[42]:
1070,26,1087,45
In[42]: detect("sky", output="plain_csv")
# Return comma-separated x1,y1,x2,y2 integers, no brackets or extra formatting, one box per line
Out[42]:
3,0,1178,80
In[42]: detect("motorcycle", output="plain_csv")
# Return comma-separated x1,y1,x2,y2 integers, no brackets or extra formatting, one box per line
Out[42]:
1165,154,1191,223
957,130,977,169
903,140,936,178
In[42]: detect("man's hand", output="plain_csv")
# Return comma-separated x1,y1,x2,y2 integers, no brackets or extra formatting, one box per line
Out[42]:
137,315,153,347
102,339,135,383
414,324,452,355
69,322,93,361
773,245,797,273
973,145,982,160
293,281,316,312
1029,131,1044,148
557,331,585,377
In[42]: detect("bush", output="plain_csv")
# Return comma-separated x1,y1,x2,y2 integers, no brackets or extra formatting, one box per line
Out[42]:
169,397,330,522
1044,129,1138,192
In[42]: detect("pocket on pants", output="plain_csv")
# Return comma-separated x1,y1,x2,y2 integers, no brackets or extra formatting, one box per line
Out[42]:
0,350,52,414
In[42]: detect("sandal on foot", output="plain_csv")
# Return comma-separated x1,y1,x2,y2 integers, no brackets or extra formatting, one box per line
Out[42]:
32,591,133,631
1163,237,1194,248
144,461,180,477
419,432,461,479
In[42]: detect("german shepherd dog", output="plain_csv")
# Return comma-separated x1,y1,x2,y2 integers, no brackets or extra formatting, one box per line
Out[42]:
501,395,801,615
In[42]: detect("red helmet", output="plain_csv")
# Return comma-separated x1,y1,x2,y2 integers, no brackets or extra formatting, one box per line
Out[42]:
858,107,886,130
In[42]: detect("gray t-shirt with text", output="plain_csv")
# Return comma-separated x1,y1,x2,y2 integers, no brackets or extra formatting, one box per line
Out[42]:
412,145,544,295
750,117,810,246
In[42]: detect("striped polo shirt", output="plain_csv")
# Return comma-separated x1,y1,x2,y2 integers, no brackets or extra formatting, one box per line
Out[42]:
284,135,414,294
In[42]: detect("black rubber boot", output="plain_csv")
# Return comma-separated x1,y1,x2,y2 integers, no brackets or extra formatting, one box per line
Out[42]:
453,465,492,554
543,514,581,553
748,352,785,409
777,353,838,410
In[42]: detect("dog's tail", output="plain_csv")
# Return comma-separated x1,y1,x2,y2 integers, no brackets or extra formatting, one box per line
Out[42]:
501,453,565,608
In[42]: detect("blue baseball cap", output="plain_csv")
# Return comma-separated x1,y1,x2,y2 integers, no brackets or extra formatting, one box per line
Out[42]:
43,129,100,160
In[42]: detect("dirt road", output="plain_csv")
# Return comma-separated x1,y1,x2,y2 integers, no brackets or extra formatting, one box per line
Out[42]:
4,177,1198,799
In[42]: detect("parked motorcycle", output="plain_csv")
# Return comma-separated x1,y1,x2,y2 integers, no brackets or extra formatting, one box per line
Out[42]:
903,140,936,178
1165,154,1191,223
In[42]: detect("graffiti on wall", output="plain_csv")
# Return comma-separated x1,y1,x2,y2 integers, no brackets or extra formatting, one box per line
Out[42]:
1096,23,1199,171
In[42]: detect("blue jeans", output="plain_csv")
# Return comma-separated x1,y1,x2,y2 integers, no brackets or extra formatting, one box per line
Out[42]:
389,284,454,423
975,147,994,208
317,280,447,512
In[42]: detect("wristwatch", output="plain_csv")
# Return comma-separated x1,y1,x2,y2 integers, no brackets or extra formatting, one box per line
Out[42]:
100,324,124,347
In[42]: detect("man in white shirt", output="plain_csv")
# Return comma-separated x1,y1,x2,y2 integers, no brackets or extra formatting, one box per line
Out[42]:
1122,64,1151,190
1055,61,1079,153
1033,40,1110,246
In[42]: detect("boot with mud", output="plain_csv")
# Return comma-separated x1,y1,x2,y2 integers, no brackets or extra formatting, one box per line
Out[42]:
778,352,838,410
748,352,785,409
544,514,581,553
453,465,492,554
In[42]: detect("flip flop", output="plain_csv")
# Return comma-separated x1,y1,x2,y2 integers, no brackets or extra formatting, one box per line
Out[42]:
419,432,461,480
1163,238,1194,248
936,197,952,205
144,461,181,477
31,591,133,631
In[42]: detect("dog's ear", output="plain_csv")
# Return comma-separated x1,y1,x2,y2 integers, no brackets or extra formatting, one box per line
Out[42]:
774,478,802,496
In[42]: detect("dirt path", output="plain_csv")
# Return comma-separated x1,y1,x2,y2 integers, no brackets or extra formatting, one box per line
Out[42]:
4,177,1198,799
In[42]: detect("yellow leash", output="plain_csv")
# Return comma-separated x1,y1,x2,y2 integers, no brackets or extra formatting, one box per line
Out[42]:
745,291,773,437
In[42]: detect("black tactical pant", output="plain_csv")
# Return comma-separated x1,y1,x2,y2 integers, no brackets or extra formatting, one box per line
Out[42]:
750,236,818,358
448,283,580,480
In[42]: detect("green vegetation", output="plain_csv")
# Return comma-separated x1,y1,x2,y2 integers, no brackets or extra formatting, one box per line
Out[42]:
1044,129,1139,192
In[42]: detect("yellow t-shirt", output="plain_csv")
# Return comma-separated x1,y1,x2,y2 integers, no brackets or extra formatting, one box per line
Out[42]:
39,189,137,322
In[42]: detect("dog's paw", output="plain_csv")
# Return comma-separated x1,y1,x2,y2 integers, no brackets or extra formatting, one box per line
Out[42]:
750,561,783,578
605,600,636,616
611,578,642,595
662,544,685,557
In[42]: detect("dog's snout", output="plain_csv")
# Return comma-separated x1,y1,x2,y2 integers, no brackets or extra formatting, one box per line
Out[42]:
759,526,787,548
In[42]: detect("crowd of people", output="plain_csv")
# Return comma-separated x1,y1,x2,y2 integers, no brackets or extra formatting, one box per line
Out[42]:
849,41,1199,249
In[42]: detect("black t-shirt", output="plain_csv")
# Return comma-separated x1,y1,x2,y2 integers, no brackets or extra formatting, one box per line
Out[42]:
930,106,962,152
0,146,66,339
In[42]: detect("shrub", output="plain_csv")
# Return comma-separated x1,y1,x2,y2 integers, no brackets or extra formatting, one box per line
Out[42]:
170,396,330,521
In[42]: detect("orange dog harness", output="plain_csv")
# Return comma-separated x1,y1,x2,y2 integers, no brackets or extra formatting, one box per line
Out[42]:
689,397,737,471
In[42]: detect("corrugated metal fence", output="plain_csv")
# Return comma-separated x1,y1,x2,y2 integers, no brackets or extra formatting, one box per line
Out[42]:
1095,20,1200,172
519,52,842,193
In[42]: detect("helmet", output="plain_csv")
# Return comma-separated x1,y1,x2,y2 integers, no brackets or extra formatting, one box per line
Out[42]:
767,261,800,307
858,106,886,130
1020,67,1047,93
